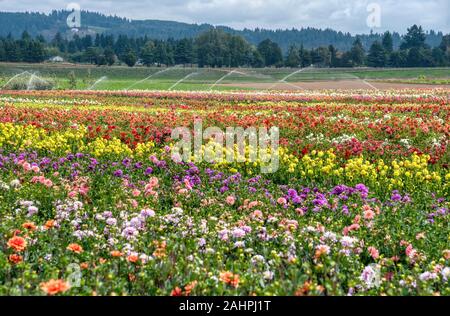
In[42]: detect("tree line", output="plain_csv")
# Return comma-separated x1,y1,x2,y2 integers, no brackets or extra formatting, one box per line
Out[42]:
0,11,445,52
0,25,449,68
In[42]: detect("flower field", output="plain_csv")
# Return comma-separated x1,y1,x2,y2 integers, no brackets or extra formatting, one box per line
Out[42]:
0,88,449,296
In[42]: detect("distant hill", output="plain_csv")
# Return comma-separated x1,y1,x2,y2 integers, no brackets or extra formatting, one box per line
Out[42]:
0,10,445,51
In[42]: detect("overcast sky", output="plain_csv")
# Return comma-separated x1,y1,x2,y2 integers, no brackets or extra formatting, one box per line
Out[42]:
0,0,448,34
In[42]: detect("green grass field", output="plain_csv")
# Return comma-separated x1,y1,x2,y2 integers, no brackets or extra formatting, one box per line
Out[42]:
0,62,449,91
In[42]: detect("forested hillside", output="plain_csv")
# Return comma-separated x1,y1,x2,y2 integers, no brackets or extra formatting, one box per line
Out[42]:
0,10,444,51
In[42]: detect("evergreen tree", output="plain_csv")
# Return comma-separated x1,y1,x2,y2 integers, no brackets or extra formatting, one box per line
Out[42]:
339,51,354,67
367,41,386,67
382,31,394,52
21,31,31,41
154,41,170,66
328,45,338,67
285,45,300,67
389,51,408,67
251,50,264,68
195,29,228,68
104,47,116,66
84,47,100,64
82,35,93,50
122,49,137,67
439,34,450,65
418,48,434,67
228,35,252,67
350,38,365,66
94,34,101,47
401,25,427,50
406,47,423,67
0,41,6,61
299,45,312,67
316,46,331,67
431,47,446,66
115,35,131,61
68,41,78,54
439,34,450,52
5,39,21,62
140,41,155,66
257,39,283,67
165,41,175,66
28,40,46,62
52,32,65,53
174,38,194,66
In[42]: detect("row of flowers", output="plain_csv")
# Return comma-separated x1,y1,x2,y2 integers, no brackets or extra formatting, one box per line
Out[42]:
0,89,448,296
1,89,448,163
0,149,449,295
1,122,448,194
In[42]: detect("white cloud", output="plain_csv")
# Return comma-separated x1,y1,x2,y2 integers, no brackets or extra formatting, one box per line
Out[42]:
0,0,448,34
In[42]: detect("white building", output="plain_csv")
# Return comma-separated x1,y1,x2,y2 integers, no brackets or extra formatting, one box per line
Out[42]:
49,56,64,63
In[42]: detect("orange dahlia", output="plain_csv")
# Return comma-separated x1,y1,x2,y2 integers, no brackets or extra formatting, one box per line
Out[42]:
9,254,23,264
219,271,240,288
127,254,139,263
40,279,70,296
22,222,37,231
44,220,56,230
67,243,83,254
111,250,123,257
7,236,27,252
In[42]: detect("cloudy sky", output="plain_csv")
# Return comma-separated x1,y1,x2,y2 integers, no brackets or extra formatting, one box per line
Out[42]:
0,0,448,34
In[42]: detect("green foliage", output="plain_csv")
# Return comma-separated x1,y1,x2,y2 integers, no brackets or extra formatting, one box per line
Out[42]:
196,29,254,68
299,45,312,67
1,11,447,52
350,38,365,67
123,49,137,67
382,32,394,53
367,41,387,67
285,46,300,68
174,39,194,66
401,25,427,50
257,39,283,67
0,22,448,69
389,51,408,67
104,47,116,66
140,41,155,66
68,71,77,89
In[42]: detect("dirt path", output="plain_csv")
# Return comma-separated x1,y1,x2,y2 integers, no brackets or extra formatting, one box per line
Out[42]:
221,80,450,90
